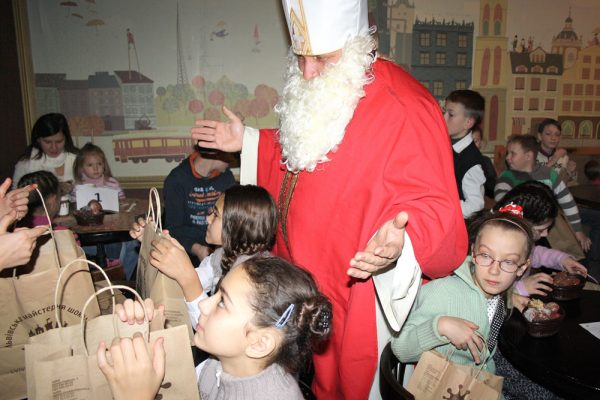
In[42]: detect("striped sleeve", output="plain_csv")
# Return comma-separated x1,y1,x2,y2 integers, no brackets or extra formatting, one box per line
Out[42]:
494,171,515,202
552,177,582,231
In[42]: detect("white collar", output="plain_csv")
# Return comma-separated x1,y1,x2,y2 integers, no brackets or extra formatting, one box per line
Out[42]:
452,132,474,153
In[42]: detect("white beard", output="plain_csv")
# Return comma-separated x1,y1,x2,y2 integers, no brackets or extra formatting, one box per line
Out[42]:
275,36,376,172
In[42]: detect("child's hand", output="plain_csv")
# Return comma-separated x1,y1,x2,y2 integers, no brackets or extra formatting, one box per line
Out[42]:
511,293,529,312
97,333,165,400
129,217,148,241
562,258,587,276
0,212,48,271
552,147,567,160
0,178,35,220
521,273,553,296
150,236,204,301
575,231,592,252
191,243,210,260
150,236,196,283
60,180,74,195
115,298,164,325
437,316,483,364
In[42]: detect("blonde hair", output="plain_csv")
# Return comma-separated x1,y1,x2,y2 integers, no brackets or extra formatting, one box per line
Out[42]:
73,142,114,183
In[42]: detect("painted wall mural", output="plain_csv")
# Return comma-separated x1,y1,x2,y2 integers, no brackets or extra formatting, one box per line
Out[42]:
26,0,600,183
27,0,288,180
373,0,600,150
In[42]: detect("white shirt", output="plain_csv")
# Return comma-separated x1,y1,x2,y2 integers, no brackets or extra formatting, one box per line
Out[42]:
452,133,486,219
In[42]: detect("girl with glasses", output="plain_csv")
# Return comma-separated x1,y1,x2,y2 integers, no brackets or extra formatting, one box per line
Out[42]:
392,211,533,374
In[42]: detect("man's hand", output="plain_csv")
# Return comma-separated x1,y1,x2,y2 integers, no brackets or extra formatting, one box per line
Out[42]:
97,333,165,400
348,212,408,279
191,106,244,152
521,273,554,296
575,231,591,252
437,316,483,364
0,178,35,220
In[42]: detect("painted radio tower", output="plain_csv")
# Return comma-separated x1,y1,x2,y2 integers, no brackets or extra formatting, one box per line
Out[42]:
176,3,188,86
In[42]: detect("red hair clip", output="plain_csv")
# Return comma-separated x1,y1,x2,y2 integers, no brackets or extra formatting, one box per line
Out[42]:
498,202,524,218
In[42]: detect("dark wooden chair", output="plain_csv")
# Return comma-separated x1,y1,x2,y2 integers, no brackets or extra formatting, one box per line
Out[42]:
379,342,415,400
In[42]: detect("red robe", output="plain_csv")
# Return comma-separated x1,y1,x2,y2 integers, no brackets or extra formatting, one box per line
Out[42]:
256,59,467,399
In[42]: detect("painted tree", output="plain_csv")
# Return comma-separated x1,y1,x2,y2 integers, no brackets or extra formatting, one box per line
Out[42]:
254,84,279,108
233,98,252,121
248,97,269,125
188,99,204,114
162,97,180,124
208,89,225,107
204,107,221,122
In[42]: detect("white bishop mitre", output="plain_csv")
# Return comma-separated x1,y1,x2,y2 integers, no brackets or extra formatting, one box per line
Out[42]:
281,0,370,56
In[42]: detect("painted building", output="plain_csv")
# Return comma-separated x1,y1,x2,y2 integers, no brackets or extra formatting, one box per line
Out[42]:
59,80,89,119
411,18,474,104
508,47,563,135
88,72,124,131
558,43,600,139
472,0,509,143
35,73,66,117
386,0,415,69
551,12,583,70
114,71,155,130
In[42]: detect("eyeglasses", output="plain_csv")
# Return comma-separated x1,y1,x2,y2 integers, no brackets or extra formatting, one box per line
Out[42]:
473,253,524,273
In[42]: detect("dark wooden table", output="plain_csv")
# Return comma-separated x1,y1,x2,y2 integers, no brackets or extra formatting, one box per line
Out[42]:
498,290,600,399
55,199,148,267
570,184,600,210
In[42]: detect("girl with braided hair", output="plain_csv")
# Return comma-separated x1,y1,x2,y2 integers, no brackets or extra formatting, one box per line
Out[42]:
132,184,277,329
98,256,333,400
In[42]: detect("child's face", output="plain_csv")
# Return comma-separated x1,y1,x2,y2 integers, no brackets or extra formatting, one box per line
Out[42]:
194,266,257,362
472,225,528,298
506,142,533,172
531,218,553,241
37,132,65,158
443,101,473,138
82,154,105,180
537,124,561,152
205,195,224,245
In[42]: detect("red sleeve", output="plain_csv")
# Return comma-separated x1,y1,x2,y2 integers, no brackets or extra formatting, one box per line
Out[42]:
369,66,467,278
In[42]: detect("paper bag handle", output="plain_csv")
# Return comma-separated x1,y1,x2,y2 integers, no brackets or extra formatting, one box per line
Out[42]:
54,258,115,327
443,331,492,378
146,187,162,232
34,187,59,265
80,285,149,356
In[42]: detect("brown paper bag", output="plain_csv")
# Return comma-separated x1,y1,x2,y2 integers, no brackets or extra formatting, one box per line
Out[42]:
407,349,503,400
0,345,27,400
26,285,199,400
0,229,100,348
547,210,585,260
0,240,104,400
137,188,193,338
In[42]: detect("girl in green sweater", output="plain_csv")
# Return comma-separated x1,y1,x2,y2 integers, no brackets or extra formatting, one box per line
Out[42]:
392,211,534,373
